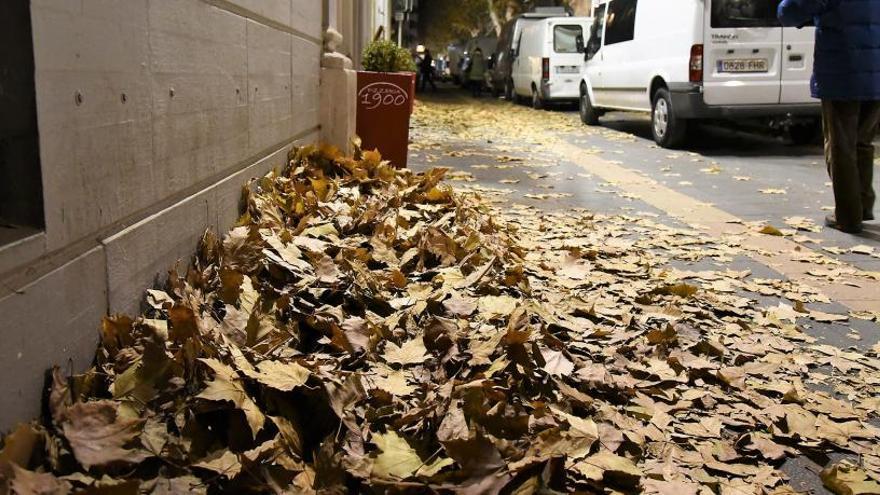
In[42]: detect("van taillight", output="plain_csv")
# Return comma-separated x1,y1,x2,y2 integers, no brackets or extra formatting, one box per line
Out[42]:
542,58,550,80
689,44,704,83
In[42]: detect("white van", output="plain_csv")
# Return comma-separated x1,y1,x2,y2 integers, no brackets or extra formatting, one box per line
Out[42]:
447,43,466,84
579,0,821,148
511,17,594,109
487,8,572,99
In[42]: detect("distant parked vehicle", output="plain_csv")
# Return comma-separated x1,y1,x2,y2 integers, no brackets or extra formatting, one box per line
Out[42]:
487,7,572,99
511,17,594,109
447,43,466,84
579,0,821,148
434,57,449,81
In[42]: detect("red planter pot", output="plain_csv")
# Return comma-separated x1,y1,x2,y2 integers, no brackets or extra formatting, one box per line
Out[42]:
356,71,416,168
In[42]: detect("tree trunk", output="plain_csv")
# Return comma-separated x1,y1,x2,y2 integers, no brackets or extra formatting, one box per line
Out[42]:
505,2,516,22
487,0,503,35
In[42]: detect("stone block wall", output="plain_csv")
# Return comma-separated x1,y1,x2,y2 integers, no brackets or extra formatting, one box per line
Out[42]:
0,0,325,431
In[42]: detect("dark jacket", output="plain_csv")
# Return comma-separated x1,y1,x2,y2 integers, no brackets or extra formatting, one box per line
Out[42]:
778,0,880,100
420,53,433,74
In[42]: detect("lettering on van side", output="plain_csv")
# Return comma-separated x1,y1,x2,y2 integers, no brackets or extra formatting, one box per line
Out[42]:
711,33,740,44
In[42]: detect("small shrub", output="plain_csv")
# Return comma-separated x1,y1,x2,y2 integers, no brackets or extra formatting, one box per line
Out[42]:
362,39,416,73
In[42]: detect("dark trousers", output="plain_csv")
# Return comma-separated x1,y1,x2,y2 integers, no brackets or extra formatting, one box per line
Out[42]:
419,72,436,92
822,100,880,227
470,80,481,97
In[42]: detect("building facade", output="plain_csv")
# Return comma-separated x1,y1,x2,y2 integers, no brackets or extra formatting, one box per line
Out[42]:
0,0,382,432
328,0,393,69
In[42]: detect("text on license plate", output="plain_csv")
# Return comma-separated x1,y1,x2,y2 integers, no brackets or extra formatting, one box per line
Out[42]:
556,66,579,74
718,59,768,73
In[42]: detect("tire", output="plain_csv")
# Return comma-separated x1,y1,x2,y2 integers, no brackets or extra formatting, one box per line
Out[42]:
789,120,821,145
651,88,688,148
531,86,544,110
579,85,600,126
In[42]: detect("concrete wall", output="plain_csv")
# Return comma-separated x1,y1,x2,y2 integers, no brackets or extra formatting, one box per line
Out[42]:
0,0,324,432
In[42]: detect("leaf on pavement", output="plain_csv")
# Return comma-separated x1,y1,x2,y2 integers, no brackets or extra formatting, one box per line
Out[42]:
197,358,265,438
194,450,242,478
821,460,880,495
370,431,422,480
9,464,71,495
60,401,147,469
383,337,428,365
246,360,311,392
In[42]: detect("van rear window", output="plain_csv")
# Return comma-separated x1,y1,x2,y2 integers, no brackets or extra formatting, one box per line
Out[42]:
711,0,781,28
554,25,583,53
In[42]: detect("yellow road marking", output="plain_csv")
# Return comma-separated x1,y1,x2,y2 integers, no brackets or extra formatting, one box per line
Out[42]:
549,141,880,313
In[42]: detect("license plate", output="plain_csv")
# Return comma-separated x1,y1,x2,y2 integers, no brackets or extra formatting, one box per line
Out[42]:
718,59,768,73
556,66,579,74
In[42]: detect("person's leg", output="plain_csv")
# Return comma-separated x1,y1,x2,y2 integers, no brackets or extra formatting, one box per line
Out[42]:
822,100,864,230
855,101,880,220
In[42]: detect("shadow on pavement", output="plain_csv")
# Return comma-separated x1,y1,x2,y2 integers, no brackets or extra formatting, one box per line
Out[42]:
597,115,824,158
859,223,880,242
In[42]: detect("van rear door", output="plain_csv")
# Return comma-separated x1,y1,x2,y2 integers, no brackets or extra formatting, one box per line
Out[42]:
703,0,782,105
780,25,816,104
548,20,589,99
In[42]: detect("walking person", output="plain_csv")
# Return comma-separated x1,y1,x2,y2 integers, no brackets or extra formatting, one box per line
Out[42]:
778,0,880,234
468,48,486,98
420,48,437,92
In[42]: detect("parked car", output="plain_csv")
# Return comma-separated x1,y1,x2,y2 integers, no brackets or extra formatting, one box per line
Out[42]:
486,7,572,99
511,17,594,109
579,0,821,148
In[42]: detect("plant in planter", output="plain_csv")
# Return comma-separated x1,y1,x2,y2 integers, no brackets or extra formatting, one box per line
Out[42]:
362,39,417,73
356,40,417,168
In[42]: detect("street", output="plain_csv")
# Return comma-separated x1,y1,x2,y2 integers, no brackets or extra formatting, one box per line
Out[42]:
409,87,880,494
410,88,880,317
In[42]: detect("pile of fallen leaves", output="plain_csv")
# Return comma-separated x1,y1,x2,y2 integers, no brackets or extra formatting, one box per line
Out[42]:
1,145,880,494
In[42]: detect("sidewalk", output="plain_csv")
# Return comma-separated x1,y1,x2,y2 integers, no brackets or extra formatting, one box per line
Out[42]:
409,91,880,494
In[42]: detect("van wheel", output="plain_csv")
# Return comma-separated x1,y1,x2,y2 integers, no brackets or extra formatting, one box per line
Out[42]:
579,85,600,126
531,86,544,110
652,88,687,148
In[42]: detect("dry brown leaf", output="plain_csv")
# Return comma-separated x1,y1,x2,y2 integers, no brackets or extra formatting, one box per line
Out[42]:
60,401,146,469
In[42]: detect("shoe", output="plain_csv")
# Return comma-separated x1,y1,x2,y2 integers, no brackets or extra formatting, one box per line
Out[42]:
825,215,863,234
864,212,875,221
